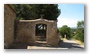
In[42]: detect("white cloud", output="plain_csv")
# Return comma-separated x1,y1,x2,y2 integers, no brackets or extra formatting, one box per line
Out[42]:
57,17,78,28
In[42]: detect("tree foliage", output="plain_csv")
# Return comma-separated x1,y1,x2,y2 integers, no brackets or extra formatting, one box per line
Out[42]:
11,4,61,20
73,21,84,42
59,25,72,39
77,21,84,28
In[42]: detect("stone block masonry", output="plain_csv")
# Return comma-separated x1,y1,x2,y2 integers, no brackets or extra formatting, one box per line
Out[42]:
4,4,16,48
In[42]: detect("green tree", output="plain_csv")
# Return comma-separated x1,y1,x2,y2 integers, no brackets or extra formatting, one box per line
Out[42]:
59,25,72,39
11,4,35,20
77,21,84,28
11,4,61,20
73,21,84,42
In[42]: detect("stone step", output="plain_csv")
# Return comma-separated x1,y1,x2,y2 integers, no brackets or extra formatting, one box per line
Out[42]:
35,41,48,46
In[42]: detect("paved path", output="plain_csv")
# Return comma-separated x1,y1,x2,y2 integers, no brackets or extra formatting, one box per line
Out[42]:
58,39,84,49
12,39,84,49
27,39,84,49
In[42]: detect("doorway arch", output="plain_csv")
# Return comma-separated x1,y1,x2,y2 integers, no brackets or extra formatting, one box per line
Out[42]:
35,24,47,41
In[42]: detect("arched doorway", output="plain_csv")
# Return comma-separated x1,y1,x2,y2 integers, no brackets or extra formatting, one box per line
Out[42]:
35,24,47,41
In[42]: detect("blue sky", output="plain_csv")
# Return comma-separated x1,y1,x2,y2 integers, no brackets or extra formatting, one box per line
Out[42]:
57,4,84,28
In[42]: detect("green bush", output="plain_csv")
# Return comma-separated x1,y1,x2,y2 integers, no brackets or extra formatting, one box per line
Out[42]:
73,28,84,42
59,25,72,39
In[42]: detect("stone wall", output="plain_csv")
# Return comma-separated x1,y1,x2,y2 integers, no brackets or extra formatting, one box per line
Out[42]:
47,22,60,46
15,19,60,46
4,4,16,48
15,20,35,45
